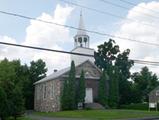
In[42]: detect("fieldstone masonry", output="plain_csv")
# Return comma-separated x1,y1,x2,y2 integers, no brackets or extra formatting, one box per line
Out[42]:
34,60,102,112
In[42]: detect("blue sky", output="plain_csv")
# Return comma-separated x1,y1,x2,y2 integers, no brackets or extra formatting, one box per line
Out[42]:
0,0,159,74
0,0,153,45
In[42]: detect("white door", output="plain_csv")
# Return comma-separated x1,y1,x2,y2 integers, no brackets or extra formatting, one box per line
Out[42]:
85,88,93,103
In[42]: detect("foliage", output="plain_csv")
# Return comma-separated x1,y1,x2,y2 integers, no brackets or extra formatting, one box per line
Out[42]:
11,86,25,120
0,59,24,120
26,59,47,109
131,66,159,102
0,87,8,120
108,66,119,108
94,39,120,70
61,61,76,110
120,103,148,110
98,70,109,107
77,70,86,103
115,49,134,105
95,39,134,107
61,78,69,110
0,58,47,120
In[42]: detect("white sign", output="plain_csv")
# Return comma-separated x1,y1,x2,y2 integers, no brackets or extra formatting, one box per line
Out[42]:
149,103,156,108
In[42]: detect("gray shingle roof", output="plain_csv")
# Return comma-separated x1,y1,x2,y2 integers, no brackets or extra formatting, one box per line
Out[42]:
34,67,70,85
34,60,101,85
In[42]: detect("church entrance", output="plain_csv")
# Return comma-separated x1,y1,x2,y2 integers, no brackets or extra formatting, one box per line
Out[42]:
85,88,93,103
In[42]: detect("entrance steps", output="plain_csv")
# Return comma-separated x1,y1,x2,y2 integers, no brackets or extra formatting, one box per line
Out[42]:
85,102,105,110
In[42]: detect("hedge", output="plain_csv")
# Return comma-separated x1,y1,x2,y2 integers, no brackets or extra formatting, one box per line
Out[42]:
120,103,149,110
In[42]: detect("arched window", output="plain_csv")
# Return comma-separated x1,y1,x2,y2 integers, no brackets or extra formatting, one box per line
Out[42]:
84,37,88,47
78,37,82,43
84,37,87,43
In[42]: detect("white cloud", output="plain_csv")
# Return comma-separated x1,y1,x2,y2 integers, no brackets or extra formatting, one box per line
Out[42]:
115,1,159,75
0,4,73,74
91,1,159,75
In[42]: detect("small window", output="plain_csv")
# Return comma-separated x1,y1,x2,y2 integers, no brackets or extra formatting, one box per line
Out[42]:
36,85,40,100
50,83,54,99
43,84,47,99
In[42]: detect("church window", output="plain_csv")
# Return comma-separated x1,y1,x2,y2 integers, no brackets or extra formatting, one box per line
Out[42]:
78,37,82,43
43,84,47,99
36,85,40,100
84,37,87,43
50,82,54,99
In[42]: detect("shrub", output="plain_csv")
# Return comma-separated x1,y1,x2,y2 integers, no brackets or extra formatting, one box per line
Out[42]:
120,103,148,110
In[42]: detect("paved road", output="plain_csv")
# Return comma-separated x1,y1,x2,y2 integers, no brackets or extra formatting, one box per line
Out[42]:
27,114,159,120
125,118,159,120
26,112,159,120
27,114,88,120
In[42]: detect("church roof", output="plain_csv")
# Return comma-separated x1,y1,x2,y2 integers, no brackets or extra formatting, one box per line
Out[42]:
34,60,101,85
76,11,87,36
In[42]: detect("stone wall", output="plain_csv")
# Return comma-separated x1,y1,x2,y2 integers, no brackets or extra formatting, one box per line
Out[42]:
34,79,61,112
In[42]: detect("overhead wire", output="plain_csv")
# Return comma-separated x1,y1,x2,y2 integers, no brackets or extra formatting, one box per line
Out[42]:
99,0,159,21
60,0,157,28
0,41,159,66
119,0,159,15
0,10,159,48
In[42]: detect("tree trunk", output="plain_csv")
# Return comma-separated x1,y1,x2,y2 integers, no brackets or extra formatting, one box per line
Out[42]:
14,116,17,120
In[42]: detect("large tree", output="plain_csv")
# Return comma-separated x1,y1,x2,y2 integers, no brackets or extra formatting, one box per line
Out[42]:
94,39,120,70
61,78,70,110
95,39,134,106
98,70,109,107
115,49,134,105
0,87,8,120
77,70,86,104
11,86,24,120
61,61,76,110
131,66,159,102
108,66,119,108
0,59,25,119
26,59,47,109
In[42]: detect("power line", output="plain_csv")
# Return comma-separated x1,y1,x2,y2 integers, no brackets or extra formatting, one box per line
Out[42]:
60,0,157,28
100,0,159,21
0,41,159,66
119,0,159,15
133,59,159,64
0,10,159,48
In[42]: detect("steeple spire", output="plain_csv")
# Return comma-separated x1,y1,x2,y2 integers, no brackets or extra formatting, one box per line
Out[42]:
77,11,87,35
74,11,90,48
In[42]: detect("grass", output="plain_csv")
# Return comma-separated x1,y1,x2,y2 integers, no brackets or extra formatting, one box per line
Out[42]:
34,109,159,120
7,116,32,120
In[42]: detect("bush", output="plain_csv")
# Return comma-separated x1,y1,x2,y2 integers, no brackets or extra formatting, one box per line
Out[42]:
120,103,148,110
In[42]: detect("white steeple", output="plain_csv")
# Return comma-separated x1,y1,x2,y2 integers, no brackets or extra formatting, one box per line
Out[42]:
74,11,90,48
77,11,87,35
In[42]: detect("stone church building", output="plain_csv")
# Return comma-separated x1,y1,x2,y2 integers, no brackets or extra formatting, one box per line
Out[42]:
34,13,102,112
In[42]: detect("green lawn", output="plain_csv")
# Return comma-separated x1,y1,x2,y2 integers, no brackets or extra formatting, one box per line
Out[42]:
34,110,159,120
7,116,32,120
